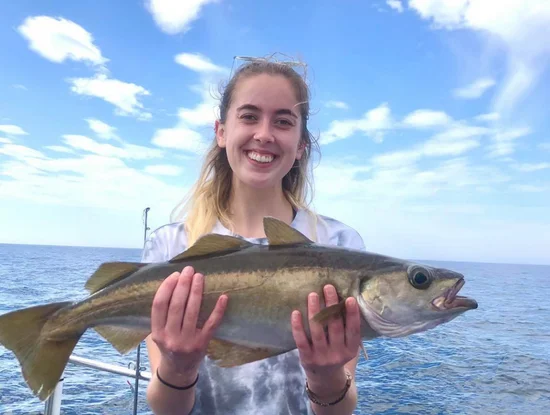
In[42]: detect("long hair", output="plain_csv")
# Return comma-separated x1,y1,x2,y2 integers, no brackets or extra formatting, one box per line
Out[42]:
171,58,320,245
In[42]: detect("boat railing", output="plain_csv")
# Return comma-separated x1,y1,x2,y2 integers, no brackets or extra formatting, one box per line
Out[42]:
43,354,151,415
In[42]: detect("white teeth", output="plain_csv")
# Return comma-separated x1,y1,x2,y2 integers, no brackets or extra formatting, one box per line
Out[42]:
247,151,274,163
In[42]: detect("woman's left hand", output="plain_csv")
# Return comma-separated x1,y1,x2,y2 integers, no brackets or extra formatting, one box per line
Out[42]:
291,284,361,378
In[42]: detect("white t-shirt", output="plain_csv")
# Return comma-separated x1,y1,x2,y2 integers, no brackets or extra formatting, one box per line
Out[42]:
141,209,365,415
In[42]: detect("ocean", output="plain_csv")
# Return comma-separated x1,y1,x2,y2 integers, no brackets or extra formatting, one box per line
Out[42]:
0,243,549,415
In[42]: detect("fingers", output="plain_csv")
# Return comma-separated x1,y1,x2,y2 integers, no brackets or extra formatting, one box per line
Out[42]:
181,271,205,334
344,297,361,352
308,292,328,354
164,266,193,334
151,271,180,335
200,295,228,343
324,285,345,349
291,310,312,355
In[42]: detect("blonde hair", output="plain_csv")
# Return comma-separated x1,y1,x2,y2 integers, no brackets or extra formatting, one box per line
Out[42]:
171,58,320,245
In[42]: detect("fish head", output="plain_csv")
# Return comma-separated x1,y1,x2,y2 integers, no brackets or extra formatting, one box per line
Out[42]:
357,263,478,338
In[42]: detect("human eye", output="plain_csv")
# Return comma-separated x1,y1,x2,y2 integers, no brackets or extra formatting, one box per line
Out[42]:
276,118,294,127
240,113,257,122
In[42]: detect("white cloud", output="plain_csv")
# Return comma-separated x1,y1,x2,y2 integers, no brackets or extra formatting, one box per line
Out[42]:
387,0,404,13
146,0,218,35
513,162,550,172
175,53,228,74
0,144,45,159
152,126,208,154
62,135,163,160
453,77,496,99
475,112,500,122
18,16,107,69
325,101,349,110
45,145,75,154
409,0,550,117
0,138,12,144
321,103,393,144
86,118,120,141
69,74,151,120
488,127,532,157
402,109,452,128
510,184,547,192
12,84,28,91
144,164,183,176
0,125,28,135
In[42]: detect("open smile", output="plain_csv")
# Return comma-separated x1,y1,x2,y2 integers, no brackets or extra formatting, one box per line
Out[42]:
245,150,277,164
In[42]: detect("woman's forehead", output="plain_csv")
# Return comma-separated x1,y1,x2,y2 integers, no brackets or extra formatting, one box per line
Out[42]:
232,74,299,109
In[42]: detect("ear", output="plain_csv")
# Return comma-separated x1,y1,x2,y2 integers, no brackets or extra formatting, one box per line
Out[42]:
215,120,226,148
295,141,305,160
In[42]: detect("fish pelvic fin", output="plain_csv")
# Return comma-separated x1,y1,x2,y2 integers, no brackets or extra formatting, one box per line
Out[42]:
311,300,347,325
0,302,83,401
85,262,145,294
94,325,150,354
207,339,285,367
170,234,253,262
263,216,313,246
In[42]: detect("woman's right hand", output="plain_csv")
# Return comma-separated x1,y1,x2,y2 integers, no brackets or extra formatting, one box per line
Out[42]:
150,265,228,384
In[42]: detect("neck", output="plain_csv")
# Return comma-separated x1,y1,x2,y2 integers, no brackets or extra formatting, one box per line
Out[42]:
227,180,295,238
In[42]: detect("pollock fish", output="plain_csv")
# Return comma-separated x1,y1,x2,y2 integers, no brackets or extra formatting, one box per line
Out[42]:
0,217,477,400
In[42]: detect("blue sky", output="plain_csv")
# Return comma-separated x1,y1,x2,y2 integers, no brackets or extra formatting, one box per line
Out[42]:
0,0,549,265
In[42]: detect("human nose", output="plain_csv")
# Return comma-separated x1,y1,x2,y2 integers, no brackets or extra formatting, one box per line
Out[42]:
253,119,274,143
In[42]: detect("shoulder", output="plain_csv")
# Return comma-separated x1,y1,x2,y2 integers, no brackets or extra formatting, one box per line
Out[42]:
141,221,189,263
297,210,366,251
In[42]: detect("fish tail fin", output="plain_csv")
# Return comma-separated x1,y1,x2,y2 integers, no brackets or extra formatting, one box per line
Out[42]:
0,302,82,401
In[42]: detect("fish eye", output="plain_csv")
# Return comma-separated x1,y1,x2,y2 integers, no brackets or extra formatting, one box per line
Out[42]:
408,266,432,290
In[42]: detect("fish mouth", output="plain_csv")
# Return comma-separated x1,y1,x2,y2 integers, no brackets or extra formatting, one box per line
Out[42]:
431,278,478,311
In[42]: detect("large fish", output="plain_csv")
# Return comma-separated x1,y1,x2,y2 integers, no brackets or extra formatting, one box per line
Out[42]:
0,217,477,401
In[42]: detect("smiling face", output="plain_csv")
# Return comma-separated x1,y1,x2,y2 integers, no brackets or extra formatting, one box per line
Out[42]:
215,73,305,190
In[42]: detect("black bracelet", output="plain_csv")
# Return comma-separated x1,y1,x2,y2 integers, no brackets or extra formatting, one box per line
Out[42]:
305,371,352,407
156,369,199,390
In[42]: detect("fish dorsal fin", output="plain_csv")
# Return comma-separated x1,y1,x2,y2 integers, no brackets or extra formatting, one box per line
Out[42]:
85,262,145,294
263,216,313,246
169,234,252,263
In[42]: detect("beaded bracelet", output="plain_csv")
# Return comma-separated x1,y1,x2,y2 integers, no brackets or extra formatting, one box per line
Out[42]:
305,371,352,407
156,369,199,390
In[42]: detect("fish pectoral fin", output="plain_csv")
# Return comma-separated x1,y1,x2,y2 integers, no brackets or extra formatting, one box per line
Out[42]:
206,339,284,367
263,216,313,246
93,326,150,354
311,300,347,325
170,234,253,262
85,262,145,294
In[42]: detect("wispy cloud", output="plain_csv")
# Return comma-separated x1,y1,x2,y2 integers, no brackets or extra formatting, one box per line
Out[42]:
386,0,404,13
488,127,532,157
475,112,500,122
402,109,452,128
45,145,75,154
86,118,120,141
0,138,12,144
408,0,550,117
321,103,392,144
539,142,550,151
18,16,107,70
62,134,163,160
175,52,228,75
144,164,183,176
0,125,28,136
325,101,349,110
512,162,550,172
510,184,548,193
69,74,152,120
12,84,28,91
145,0,218,35
453,77,496,99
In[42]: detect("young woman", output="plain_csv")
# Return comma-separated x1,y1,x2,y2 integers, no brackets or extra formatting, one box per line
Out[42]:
141,59,366,415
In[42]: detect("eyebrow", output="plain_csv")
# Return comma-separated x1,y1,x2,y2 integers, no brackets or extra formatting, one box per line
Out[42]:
236,104,298,119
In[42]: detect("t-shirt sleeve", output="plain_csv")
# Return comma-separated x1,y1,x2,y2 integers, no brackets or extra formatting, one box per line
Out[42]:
141,229,169,263
339,227,366,251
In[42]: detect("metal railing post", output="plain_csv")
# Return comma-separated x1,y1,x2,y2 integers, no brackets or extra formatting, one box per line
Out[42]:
43,377,63,415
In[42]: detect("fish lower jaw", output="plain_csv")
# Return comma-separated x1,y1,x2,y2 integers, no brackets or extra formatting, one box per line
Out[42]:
431,295,478,311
